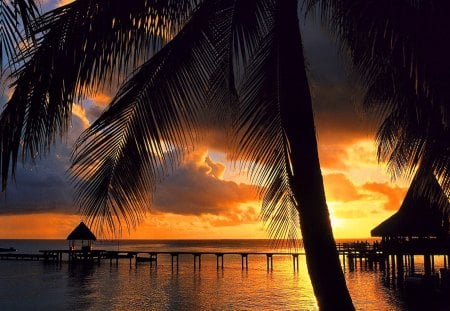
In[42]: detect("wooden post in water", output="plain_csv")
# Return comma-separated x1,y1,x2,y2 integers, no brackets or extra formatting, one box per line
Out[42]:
292,254,299,272
342,250,346,271
431,255,435,274
391,255,396,279
241,254,248,270
150,253,157,267
171,253,179,271
424,254,431,276
385,255,390,275
193,253,201,270
348,253,354,272
216,254,224,269
396,254,404,281
266,254,273,271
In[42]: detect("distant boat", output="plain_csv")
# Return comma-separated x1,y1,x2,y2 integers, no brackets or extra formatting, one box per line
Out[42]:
0,247,16,252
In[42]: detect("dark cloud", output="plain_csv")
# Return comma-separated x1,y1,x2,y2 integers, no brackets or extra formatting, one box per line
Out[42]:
153,151,258,217
0,100,88,215
0,145,76,215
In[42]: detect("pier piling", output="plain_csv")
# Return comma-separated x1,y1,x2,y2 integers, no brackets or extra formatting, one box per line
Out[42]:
266,254,273,271
241,254,248,270
292,254,299,272
171,253,179,271
216,254,224,269
193,253,201,270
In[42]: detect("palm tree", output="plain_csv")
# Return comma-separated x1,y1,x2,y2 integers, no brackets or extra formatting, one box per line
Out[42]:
307,0,450,196
0,0,355,308
1,0,448,309
0,0,38,77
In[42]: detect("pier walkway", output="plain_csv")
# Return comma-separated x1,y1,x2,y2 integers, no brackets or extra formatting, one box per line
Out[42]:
0,241,389,273
36,249,305,271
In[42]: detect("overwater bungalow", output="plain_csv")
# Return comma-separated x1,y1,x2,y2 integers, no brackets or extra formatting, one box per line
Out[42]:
371,170,450,288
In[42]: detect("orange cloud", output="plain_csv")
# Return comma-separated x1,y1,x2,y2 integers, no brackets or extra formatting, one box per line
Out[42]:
205,156,225,179
318,143,349,170
90,93,112,106
72,104,90,129
362,182,407,211
323,173,363,202
153,149,258,218
57,0,74,7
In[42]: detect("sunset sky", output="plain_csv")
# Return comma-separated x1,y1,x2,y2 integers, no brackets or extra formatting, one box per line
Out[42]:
0,1,411,240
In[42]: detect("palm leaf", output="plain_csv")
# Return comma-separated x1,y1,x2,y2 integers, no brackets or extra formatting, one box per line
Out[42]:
70,0,304,242
306,0,450,196
71,0,235,234
0,0,200,191
234,0,302,247
0,0,38,76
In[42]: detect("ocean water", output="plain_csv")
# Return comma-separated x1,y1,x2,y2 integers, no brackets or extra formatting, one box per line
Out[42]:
0,239,445,310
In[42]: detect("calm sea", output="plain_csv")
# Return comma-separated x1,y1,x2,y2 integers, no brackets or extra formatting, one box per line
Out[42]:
0,239,445,310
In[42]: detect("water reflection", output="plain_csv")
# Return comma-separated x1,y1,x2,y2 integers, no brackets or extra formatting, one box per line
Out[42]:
2,248,442,310
66,263,99,310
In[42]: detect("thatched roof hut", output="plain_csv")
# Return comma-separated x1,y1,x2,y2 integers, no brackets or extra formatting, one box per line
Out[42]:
371,171,449,238
67,222,96,246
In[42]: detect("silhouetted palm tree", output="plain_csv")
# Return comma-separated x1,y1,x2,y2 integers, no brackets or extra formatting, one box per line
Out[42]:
0,0,38,77
307,0,450,197
0,0,354,309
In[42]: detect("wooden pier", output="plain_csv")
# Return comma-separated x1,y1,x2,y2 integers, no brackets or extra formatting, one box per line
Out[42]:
0,253,58,261
0,242,386,273
0,248,305,271
0,242,382,270
336,242,385,272
2,240,447,283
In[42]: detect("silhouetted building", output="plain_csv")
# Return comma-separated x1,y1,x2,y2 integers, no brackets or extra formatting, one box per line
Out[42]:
371,170,450,280
67,222,96,251
372,171,449,238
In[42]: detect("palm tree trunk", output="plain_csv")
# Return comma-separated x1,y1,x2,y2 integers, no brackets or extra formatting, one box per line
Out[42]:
278,1,354,309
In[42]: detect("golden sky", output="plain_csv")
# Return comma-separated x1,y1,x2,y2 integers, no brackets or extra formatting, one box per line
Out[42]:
0,138,408,239
0,3,411,240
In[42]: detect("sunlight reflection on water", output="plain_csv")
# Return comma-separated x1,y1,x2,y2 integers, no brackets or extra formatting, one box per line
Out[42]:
0,240,424,310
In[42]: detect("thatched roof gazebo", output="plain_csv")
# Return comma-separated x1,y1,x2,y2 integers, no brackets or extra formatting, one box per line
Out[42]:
371,171,449,239
371,170,450,277
67,222,96,250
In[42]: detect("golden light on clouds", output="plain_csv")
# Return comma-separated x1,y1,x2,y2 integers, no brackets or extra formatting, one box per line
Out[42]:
0,137,411,239
0,0,418,242
72,104,90,129
320,139,409,238
90,93,112,106
57,0,74,7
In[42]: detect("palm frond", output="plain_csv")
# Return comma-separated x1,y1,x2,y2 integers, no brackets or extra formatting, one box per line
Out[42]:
234,0,302,247
70,0,234,234
0,0,200,191
70,0,300,235
206,0,273,138
0,0,38,75
306,0,450,195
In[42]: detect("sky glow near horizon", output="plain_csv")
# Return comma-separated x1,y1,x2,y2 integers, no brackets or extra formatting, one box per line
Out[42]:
0,1,411,240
